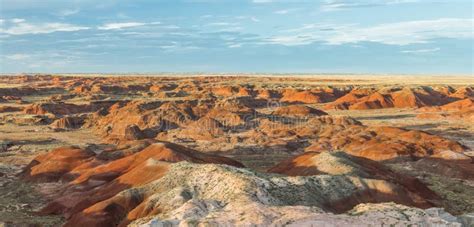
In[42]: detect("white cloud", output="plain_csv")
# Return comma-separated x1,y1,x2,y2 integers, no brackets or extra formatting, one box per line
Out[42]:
250,17,260,22
228,43,242,48
98,22,145,30
401,47,441,54
266,18,474,46
58,9,80,17
98,22,160,30
11,18,25,23
252,0,273,3
5,54,30,60
0,21,89,35
329,18,473,45
321,0,420,12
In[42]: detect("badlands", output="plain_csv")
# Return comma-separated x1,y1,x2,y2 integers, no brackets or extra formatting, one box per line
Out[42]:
0,74,473,226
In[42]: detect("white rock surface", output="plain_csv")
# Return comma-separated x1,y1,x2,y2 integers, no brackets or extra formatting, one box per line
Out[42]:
125,162,464,227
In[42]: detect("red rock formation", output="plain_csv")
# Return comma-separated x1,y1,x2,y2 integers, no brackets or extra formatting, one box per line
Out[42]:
417,98,474,120
326,87,457,110
94,100,195,142
256,89,281,99
22,146,96,182
349,92,394,110
23,101,120,116
450,86,474,99
211,86,235,97
244,114,467,161
180,116,225,140
440,98,473,111
280,89,324,104
23,142,244,226
50,116,85,129
324,89,372,110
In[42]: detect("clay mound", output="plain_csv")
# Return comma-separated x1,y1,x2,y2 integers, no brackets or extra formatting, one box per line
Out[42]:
247,114,467,161
236,86,252,97
349,92,394,110
341,126,469,161
417,98,474,120
211,86,235,97
310,87,343,102
68,142,244,185
326,87,455,110
224,96,268,108
23,101,120,116
23,103,85,115
391,87,453,108
180,116,225,140
123,124,146,140
324,90,369,110
72,85,90,93
205,98,257,127
440,98,474,111
91,84,113,93
272,105,328,117
149,84,177,92
450,86,474,99
268,151,439,209
280,89,324,104
390,88,428,108
95,100,196,141
21,146,96,182
256,89,280,99
213,97,256,113
50,116,85,129
24,142,244,226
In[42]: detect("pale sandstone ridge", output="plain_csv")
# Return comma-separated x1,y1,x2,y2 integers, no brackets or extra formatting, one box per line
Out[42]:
122,162,461,227
269,152,439,208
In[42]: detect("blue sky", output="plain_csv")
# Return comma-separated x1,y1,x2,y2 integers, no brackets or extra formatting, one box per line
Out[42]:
0,0,473,74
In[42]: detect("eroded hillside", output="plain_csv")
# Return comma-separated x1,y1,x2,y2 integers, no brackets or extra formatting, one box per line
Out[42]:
0,75,473,226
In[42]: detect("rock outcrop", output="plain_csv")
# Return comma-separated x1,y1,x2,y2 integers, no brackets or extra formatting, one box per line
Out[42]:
22,142,244,226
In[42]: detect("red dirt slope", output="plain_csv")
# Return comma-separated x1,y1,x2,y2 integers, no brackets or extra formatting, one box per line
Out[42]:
22,141,244,226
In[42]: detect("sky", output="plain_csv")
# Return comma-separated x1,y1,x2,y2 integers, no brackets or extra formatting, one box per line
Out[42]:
0,0,473,74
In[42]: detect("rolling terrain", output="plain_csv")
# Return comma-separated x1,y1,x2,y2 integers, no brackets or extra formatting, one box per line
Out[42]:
0,74,473,226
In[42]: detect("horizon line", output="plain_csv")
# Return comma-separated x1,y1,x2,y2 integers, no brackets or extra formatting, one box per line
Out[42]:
0,72,472,77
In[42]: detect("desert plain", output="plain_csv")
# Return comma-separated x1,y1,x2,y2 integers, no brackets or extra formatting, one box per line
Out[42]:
0,74,473,226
